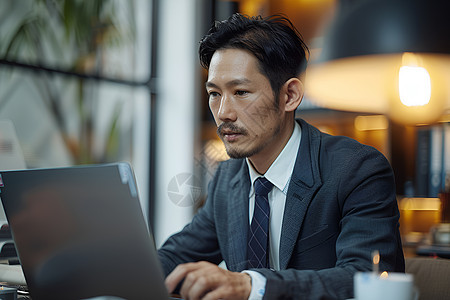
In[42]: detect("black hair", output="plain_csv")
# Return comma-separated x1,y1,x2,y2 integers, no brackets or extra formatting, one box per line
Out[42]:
199,13,309,97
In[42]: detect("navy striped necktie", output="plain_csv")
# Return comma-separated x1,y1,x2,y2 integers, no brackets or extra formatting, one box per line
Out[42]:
247,177,273,269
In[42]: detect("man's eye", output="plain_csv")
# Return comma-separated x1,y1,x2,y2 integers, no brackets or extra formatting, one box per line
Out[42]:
235,90,248,96
208,91,220,98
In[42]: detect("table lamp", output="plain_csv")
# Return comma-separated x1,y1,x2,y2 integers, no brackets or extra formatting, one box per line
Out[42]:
305,0,450,126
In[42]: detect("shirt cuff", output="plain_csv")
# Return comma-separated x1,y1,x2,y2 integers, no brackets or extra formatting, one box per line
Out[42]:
242,270,267,300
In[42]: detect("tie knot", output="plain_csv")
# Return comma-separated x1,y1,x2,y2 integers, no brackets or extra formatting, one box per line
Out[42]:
254,177,273,196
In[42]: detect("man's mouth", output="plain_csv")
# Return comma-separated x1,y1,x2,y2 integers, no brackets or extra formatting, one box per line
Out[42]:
222,132,241,142
217,123,247,142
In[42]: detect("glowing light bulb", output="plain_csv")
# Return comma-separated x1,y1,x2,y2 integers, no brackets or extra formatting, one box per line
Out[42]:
398,64,431,107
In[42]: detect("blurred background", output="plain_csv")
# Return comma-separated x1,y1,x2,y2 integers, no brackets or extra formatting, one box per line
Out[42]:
0,0,449,257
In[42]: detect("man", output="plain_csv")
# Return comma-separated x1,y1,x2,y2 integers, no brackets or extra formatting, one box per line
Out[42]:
158,13,404,300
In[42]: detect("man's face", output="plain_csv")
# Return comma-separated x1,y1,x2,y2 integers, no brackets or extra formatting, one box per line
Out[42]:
206,48,285,160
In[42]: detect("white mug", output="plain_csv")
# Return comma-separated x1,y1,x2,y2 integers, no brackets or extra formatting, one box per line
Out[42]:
354,272,418,300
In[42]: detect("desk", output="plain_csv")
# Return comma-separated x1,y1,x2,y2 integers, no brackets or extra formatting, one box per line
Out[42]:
416,244,450,258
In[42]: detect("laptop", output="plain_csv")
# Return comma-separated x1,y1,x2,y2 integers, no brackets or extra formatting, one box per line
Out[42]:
0,163,171,300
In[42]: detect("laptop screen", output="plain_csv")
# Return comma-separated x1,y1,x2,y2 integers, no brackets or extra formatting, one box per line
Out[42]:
0,163,169,300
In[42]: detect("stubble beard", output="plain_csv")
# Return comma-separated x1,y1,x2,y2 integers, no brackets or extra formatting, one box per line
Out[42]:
220,119,282,159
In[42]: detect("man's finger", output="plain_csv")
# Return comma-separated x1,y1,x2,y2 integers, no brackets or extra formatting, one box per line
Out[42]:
179,262,221,298
165,263,197,293
181,272,215,300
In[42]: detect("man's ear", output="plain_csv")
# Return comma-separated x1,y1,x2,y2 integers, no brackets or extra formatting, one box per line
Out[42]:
282,78,304,112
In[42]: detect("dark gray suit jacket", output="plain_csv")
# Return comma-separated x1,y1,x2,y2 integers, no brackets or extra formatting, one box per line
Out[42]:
158,119,405,299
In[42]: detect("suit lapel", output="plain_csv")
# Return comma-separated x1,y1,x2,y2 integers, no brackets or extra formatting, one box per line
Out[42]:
225,161,251,271
279,120,323,269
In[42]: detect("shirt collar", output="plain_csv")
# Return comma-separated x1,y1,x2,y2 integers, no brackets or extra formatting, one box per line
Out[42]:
246,121,302,195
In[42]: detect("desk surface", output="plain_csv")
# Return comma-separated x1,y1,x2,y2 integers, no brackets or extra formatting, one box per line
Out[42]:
416,244,450,258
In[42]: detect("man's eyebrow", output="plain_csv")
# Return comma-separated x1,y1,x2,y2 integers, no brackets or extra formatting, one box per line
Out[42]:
205,81,218,89
205,78,252,89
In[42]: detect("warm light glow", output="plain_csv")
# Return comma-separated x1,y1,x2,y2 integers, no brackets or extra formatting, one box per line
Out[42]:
399,197,441,211
399,197,441,236
239,0,267,16
372,252,380,265
380,271,389,278
306,52,450,125
354,115,389,131
399,65,431,107
372,250,380,274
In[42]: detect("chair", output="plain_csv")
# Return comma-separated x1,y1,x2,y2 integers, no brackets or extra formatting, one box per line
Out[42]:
405,257,450,300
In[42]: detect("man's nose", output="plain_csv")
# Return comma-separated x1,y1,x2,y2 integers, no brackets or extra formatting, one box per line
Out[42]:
217,96,237,122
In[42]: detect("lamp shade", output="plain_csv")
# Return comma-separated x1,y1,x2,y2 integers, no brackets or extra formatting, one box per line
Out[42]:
306,0,450,125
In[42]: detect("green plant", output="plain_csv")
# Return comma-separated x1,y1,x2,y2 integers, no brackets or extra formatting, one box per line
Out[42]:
0,0,136,164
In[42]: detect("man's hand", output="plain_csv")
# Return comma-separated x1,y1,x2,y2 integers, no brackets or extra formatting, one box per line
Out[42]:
165,261,252,300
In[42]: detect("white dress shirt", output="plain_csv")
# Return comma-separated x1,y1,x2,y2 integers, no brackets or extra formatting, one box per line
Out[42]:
244,122,302,299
